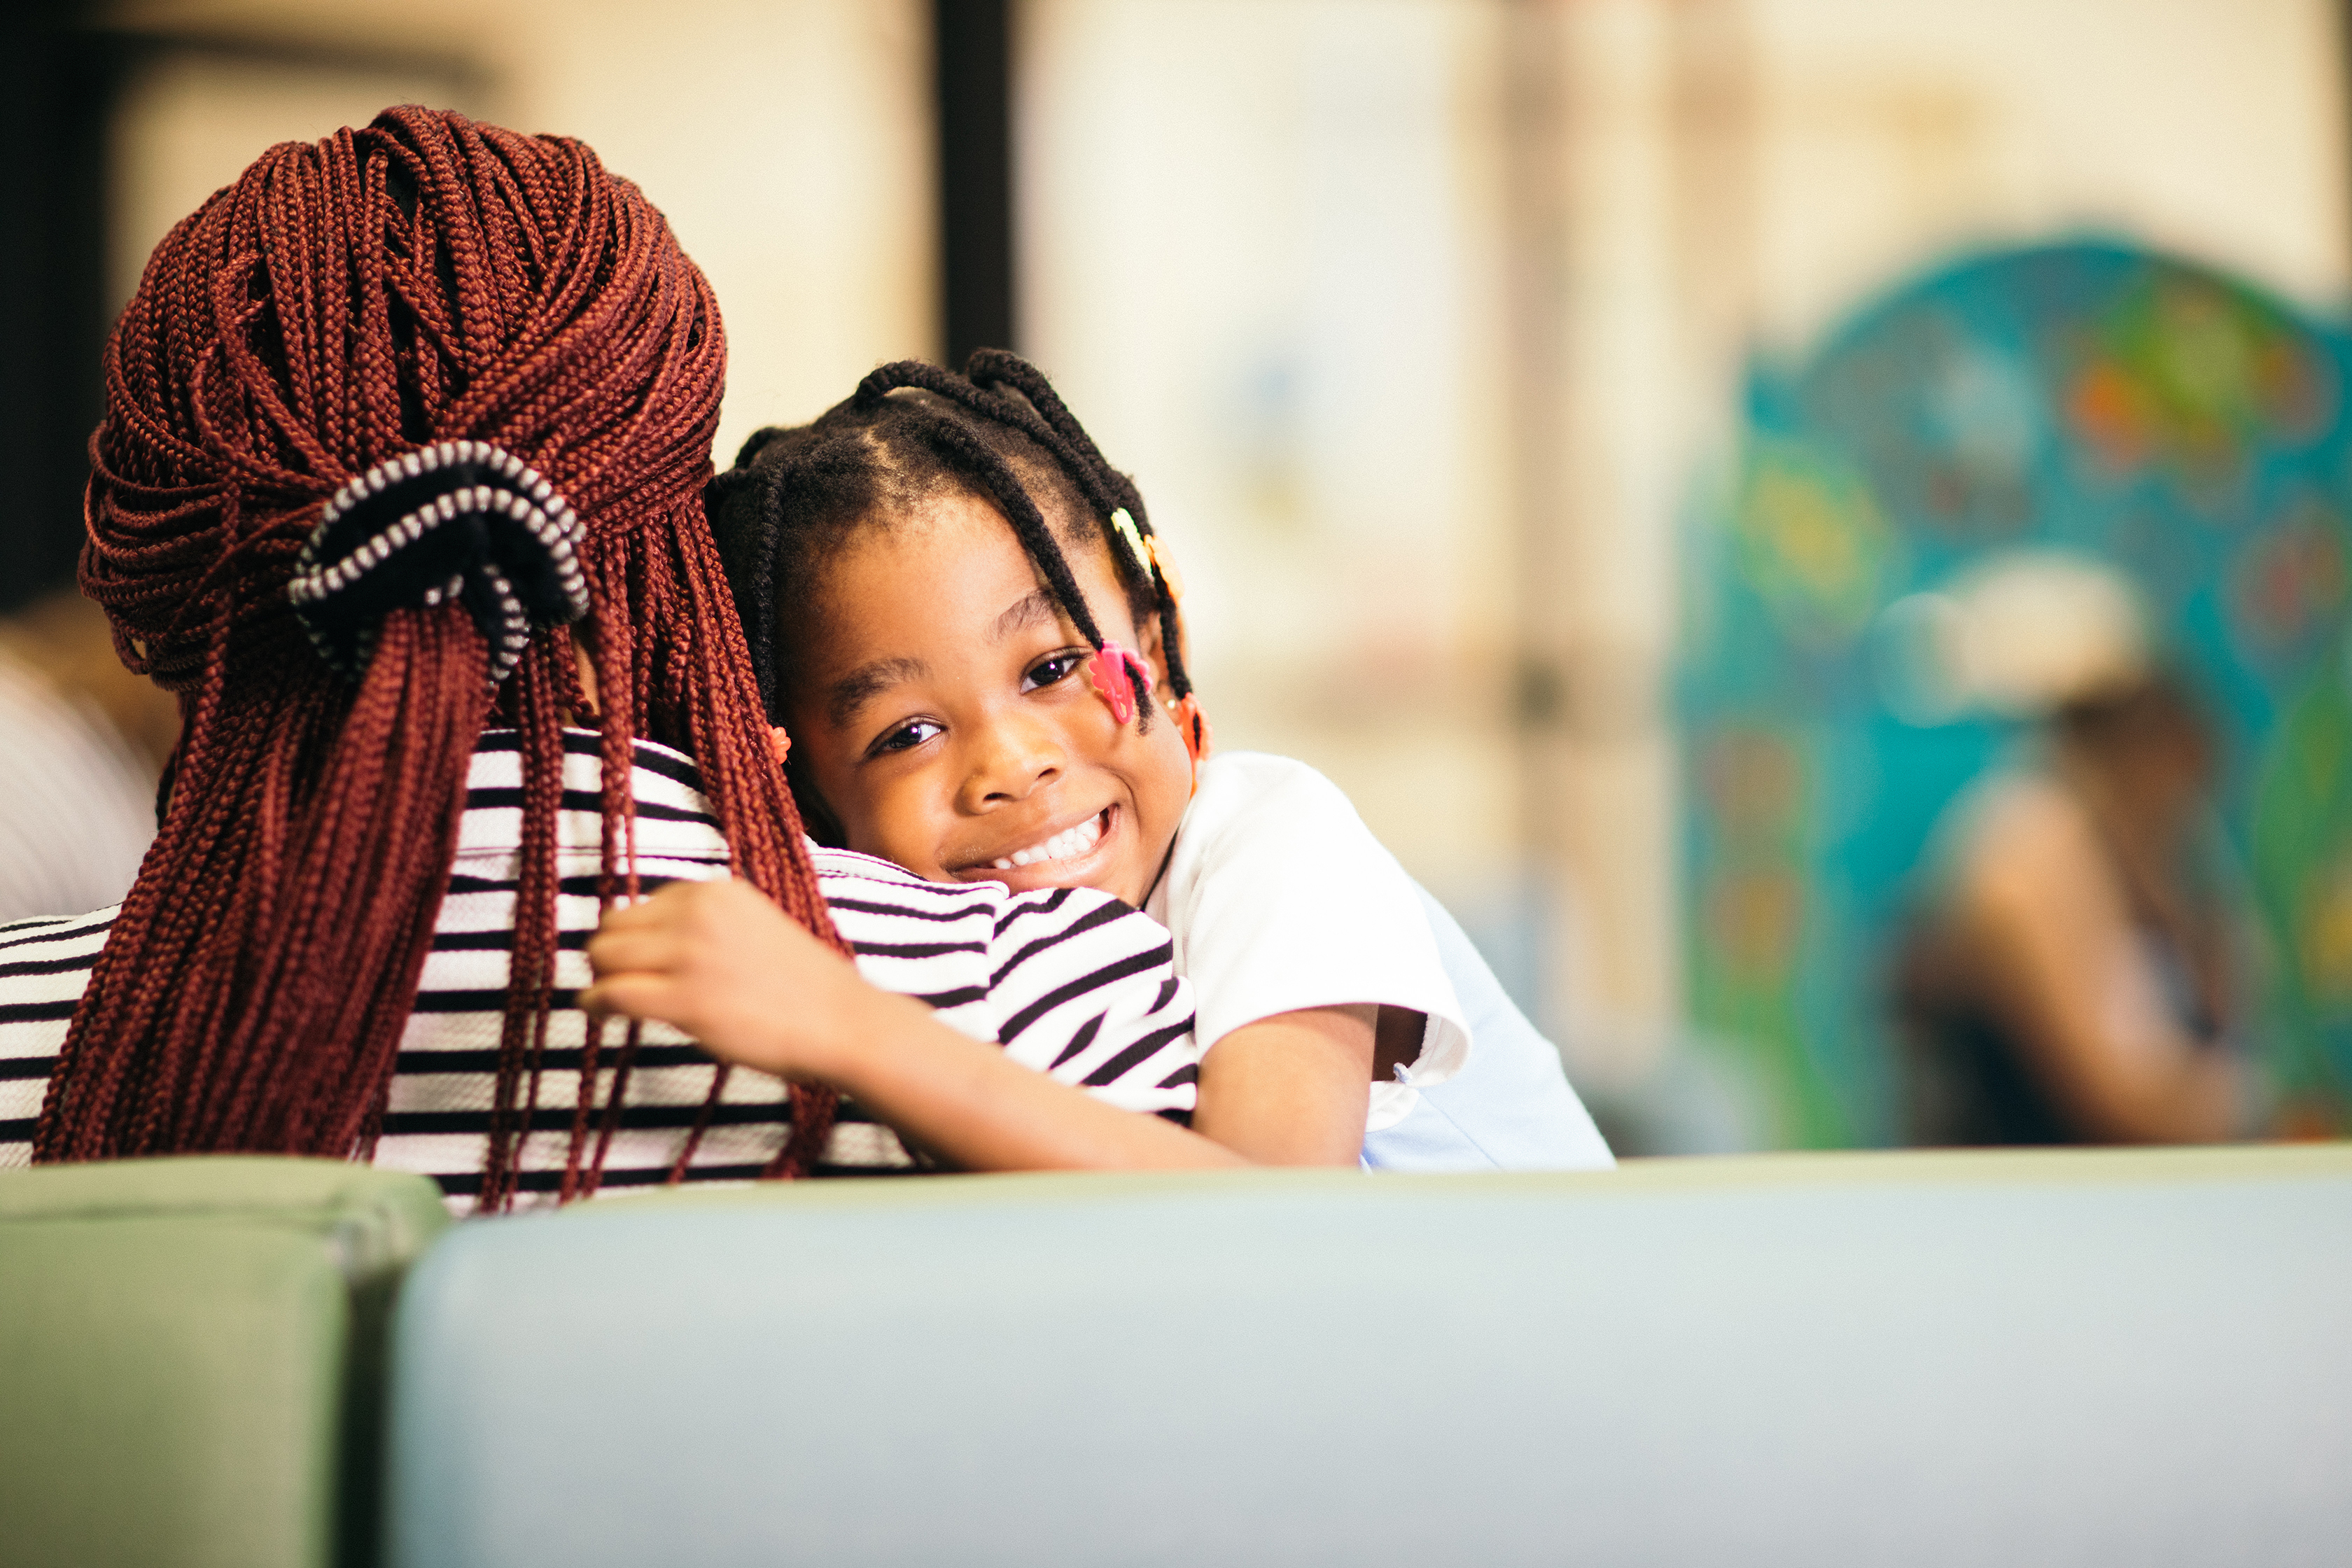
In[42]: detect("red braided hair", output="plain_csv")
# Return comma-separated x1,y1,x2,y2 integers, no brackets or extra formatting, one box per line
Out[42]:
34,106,844,1200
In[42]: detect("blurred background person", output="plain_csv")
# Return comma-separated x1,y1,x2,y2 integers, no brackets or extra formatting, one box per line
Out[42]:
1891,556,2258,1145
0,588,176,921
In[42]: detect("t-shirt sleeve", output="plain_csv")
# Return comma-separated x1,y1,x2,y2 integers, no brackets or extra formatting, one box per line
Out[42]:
1155,755,1470,1130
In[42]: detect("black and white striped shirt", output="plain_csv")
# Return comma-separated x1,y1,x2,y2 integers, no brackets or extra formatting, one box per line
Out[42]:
0,729,1200,1209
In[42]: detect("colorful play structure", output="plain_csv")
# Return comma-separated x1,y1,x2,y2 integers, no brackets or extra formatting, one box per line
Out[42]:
1684,241,2352,1145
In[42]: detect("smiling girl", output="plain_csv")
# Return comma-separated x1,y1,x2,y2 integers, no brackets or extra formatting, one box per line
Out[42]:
686,354,1472,1166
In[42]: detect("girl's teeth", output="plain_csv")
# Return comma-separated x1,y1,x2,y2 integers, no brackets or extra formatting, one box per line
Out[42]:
990,813,1104,872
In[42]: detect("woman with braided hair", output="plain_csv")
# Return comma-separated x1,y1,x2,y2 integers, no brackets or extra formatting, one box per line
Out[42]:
672,352,1610,1170
0,106,1264,1208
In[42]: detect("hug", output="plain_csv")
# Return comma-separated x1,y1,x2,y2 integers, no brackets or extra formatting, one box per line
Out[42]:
0,105,1606,1203
4,103,2339,1568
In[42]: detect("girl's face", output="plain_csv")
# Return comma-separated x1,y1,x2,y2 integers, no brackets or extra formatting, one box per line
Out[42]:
784,489,1193,907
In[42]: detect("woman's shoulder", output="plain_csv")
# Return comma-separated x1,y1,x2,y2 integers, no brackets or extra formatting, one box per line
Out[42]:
810,844,1152,941
459,727,725,867
0,905,115,1007
0,906,118,997
1950,769,2103,877
0,905,119,949
809,844,1007,910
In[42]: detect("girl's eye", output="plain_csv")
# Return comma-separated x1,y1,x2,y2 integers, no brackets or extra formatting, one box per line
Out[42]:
1024,651,1086,692
870,719,943,757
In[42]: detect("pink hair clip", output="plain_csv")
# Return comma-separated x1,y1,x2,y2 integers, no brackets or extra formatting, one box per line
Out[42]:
1086,639,1154,725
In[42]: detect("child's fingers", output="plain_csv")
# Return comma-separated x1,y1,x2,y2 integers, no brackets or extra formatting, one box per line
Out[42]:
593,895,674,934
584,927,685,978
578,973,682,1025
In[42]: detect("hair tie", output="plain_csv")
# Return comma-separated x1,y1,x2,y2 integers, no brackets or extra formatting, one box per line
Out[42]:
1107,507,1152,575
287,440,589,684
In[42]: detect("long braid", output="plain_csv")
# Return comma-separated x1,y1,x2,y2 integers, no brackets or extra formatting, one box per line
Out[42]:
38,106,842,1196
484,638,569,1210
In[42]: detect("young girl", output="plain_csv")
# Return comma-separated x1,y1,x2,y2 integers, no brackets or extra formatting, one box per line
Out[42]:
697,353,1485,1165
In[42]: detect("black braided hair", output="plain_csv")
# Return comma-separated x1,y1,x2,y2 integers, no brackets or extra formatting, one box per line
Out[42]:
955,351,1191,704
845,356,1190,700
708,354,1194,837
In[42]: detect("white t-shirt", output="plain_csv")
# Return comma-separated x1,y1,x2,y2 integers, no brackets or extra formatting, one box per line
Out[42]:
1144,751,1469,1131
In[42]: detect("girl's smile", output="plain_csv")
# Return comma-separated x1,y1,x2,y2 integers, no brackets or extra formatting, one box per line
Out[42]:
980,802,1112,873
783,489,1193,909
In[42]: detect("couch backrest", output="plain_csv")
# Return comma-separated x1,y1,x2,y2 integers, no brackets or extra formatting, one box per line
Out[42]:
384,1143,2351,1568
0,1156,450,1568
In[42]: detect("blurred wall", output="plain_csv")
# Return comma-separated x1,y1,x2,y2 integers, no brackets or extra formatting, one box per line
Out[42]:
1737,0,2351,356
102,0,937,468
1630,0,2349,1088
1017,0,2351,1096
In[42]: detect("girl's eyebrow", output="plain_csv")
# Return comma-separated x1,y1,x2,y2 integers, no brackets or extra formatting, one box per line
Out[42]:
993,588,1060,642
828,656,927,729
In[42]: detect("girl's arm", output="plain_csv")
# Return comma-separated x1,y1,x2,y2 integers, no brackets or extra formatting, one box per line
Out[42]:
582,879,1250,1170
1189,1008,1402,1166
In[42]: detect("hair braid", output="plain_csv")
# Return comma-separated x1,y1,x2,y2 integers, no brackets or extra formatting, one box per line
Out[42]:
961,352,1136,511
960,351,1194,699
850,361,1114,654
38,106,843,1199
710,354,1198,803
858,359,1189,700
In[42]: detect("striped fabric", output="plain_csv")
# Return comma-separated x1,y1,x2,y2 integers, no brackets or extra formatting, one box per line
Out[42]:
0,729,1200,1210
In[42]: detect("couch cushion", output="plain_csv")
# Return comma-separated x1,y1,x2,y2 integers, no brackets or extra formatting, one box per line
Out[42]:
386,1144,2351,1568
0,1156,450,1568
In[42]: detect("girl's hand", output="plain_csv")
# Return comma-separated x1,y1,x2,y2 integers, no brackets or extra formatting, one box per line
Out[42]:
581,878,867,1084
584,878,1251,1171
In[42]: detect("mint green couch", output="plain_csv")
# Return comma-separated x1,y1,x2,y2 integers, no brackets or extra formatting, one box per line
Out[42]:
0,1158,449,1568
7,1146,2344,1567
384,1144,2352,1567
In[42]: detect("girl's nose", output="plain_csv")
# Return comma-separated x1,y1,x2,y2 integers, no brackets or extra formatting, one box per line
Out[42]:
960,711,1064,808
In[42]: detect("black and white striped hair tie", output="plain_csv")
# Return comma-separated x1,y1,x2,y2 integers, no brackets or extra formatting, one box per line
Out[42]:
287,440,590,685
